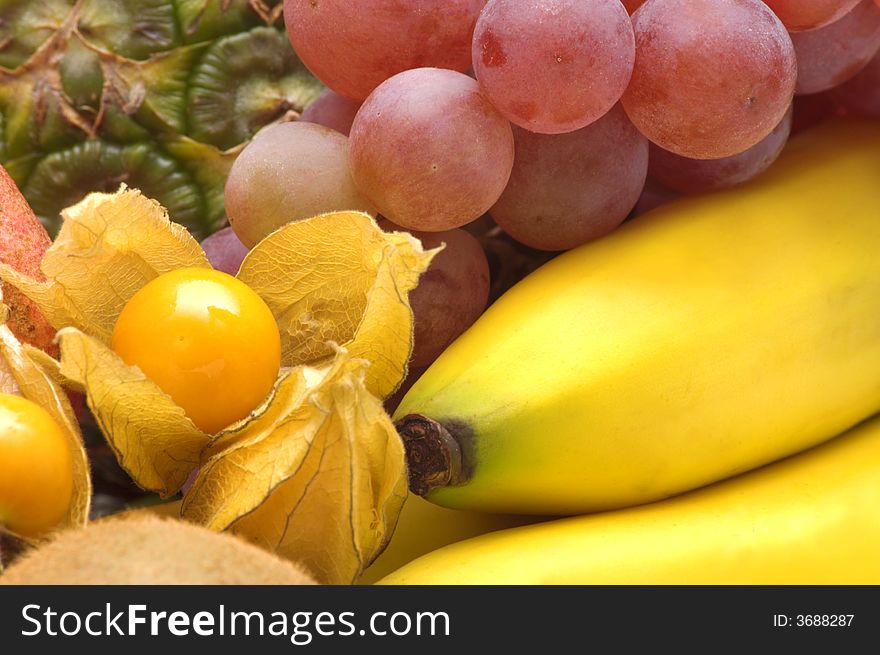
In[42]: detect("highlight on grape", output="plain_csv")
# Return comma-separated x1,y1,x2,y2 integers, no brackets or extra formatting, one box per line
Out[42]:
220,0,880,352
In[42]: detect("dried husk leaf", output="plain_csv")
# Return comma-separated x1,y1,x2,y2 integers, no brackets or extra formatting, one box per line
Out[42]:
0,187,211,344
181,351,408,585
0,355,17,395
0,306,17,395
21,344,85,394
237,211,438,398
0,311,91,536
57,327,210,496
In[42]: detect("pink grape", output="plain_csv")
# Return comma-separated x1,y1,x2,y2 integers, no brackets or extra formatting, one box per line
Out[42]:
488,104,648,252
201,227,250,276
762,0,861,31
829,49,880,118
622,0,796,159
349,68,514,232
283,0,485,101
379,219,490,369
648,105,792,194
299,90,361,136
791,0,880,95
472,0,635,134
225,122,375,248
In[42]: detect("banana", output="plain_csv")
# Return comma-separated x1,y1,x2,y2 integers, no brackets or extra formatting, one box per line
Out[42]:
394,120,880,515
379,414,880,584
356,495,540,584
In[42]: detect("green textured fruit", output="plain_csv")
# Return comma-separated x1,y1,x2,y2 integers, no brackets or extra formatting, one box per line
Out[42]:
0,0,323,238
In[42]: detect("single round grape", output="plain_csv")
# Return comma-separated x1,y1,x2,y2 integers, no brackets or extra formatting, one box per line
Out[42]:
621,0,796,159
648,105,792,194
472,0,635,134
829,49,880,118
111,268,281,435
201,227,250,277
792,0,880,95
488,104,648,252
283,0,485,101
299,90,361,136
379,219,489,368
225,122,375,248
349,68,514,232
763,0,861,31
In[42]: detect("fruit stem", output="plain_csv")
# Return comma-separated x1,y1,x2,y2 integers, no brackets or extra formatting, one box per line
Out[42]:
395,414,466,496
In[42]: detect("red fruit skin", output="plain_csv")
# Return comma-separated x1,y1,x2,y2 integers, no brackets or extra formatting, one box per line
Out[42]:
622,0,646,14
0,165,56,354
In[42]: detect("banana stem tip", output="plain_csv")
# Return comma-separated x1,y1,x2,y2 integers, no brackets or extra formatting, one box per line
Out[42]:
395,414,467,496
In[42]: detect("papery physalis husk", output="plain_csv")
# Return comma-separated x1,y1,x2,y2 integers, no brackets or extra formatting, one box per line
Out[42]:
0,301,91,542
237,211,439,399
0,189,434,580
56,328,210,497
181,350,407,585
0,186,210,342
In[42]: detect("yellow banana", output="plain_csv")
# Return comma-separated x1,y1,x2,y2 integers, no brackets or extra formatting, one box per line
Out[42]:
356,494,540,584
394,120,880,515
379,414,880,584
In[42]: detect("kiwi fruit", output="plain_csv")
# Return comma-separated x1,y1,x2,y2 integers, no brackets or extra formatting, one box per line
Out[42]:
0,515,316,585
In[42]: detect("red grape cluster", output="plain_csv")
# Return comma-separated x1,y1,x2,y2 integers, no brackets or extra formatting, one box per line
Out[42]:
220,0,880,369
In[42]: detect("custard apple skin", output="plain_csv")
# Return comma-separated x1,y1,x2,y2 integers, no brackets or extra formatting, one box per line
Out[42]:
0,0,323,238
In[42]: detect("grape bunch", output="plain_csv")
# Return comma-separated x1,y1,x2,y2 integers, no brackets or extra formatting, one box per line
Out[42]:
222,0,880,370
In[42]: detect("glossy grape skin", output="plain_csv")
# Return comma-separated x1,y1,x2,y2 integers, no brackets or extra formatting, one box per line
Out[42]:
349,68,514,232
283,0,485,101
648,105,792,194
792,0,880,95
489,104,648,252
829,50,880,118
763,0,861,31
201,227,250,277
225,122,375,248
0,393,73,538
472,0,635,134
111,268,281,435
300,90,361,136
380,219,489,369
622,0,796,159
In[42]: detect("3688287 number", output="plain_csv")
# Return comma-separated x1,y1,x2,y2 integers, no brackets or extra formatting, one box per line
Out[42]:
796,614,854,627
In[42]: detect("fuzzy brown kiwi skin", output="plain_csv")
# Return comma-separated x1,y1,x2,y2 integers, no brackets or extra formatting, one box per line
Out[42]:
0,515,317,585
